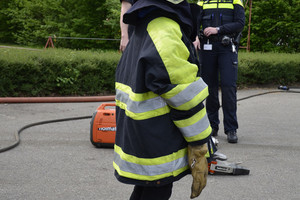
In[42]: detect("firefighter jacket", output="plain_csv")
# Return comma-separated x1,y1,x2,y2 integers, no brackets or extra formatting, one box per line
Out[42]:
197,0,245,36
114,0,211,187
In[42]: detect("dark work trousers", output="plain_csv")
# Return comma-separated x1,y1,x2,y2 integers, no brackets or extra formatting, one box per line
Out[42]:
129,183,173,200
200,41,238,133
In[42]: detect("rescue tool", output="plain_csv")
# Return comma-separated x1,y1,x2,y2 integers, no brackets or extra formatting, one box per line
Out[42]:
209,160,250,175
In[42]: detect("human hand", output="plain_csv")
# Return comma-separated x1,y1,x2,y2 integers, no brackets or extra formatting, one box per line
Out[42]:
193,36,201,50
119,35,129,52
203,27,218,37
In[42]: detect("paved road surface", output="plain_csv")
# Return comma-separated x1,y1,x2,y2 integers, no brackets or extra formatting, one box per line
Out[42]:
1,88,299,200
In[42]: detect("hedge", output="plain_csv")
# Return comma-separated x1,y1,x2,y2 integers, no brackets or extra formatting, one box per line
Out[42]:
0,48,299,97
0,48,120,97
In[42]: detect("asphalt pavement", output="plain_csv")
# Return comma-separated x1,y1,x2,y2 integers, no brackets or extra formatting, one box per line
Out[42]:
1,88,299,200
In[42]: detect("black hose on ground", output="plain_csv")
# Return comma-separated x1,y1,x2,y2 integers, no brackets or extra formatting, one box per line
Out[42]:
0,87,299,153
0,116,92,153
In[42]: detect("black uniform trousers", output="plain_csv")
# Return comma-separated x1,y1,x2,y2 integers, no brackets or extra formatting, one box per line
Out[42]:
200,40,238,133
129,183,173,200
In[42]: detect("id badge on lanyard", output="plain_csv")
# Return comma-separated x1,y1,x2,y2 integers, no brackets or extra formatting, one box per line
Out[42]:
203,39,212,51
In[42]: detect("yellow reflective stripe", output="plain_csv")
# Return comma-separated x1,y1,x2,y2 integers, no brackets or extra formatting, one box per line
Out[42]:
219,4,234,9
114,145,187,165
197,1,203,6
161,81,191,100
233,0,244,7
116,82,170,120
175,86,208,110
203,3,234,9
174,107,206,128
199,0,243,8
116,99,170,120
184,126,212,143
174,107,211,141
116,82,157,101
197,0,204,6
161,78,208,111
147,17,198,84
114,145,189,181
113,161,189,181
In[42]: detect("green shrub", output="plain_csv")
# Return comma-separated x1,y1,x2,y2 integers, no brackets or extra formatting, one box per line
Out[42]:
0,48,299,97
0,48,121,97
238,52,300,87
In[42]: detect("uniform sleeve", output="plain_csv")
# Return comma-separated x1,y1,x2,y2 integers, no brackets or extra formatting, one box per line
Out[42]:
219,3,245,34
145,17,211,144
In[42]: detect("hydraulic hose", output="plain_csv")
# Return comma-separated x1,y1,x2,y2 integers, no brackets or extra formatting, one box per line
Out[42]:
0,116,92,153
0,87,299,153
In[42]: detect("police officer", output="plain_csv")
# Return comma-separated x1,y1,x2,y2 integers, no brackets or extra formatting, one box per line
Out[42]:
114,0,213,199
194,0,245,143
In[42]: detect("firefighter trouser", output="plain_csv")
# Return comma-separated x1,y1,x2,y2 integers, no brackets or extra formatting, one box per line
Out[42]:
129,183,173,200
200,41,238,133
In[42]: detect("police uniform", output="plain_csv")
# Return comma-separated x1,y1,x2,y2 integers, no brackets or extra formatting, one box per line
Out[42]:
114,0,213,199
197,0,245,143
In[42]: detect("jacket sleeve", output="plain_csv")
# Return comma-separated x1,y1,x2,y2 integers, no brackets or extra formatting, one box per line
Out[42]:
219,3,245,34
145,17,211,145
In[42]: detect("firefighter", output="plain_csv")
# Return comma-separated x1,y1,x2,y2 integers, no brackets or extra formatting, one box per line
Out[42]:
193,0,245,143
114,0,214,199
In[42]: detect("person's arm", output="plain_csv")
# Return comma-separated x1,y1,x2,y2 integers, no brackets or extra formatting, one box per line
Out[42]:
145,17,211,145
119,1,132,52
190,3,202,50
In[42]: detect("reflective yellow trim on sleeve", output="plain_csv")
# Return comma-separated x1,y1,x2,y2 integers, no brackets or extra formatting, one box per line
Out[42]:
234,0,244,7
175,86,209,110
197,0,203,6
174,107,206,128
161,78,209,111
161,77,200,100
147,17,198,84
184,126,212,143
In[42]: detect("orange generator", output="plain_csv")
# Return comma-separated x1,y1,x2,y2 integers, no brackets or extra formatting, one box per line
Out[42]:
90,103,116,148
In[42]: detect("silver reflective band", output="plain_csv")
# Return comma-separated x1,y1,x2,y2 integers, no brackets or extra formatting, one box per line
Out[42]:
166,0,184,4
178,113,210,138
114,152,188,176
166,78,208,108
116,89,167,113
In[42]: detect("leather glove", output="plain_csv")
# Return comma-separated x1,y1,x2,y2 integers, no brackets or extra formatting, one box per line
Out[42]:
188,144,208,199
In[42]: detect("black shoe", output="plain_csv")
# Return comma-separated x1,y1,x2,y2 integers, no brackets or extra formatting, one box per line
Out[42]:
211,128,218,137
226,131,238,143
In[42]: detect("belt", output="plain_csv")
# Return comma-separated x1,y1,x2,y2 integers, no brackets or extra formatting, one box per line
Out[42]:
203,35,223,42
